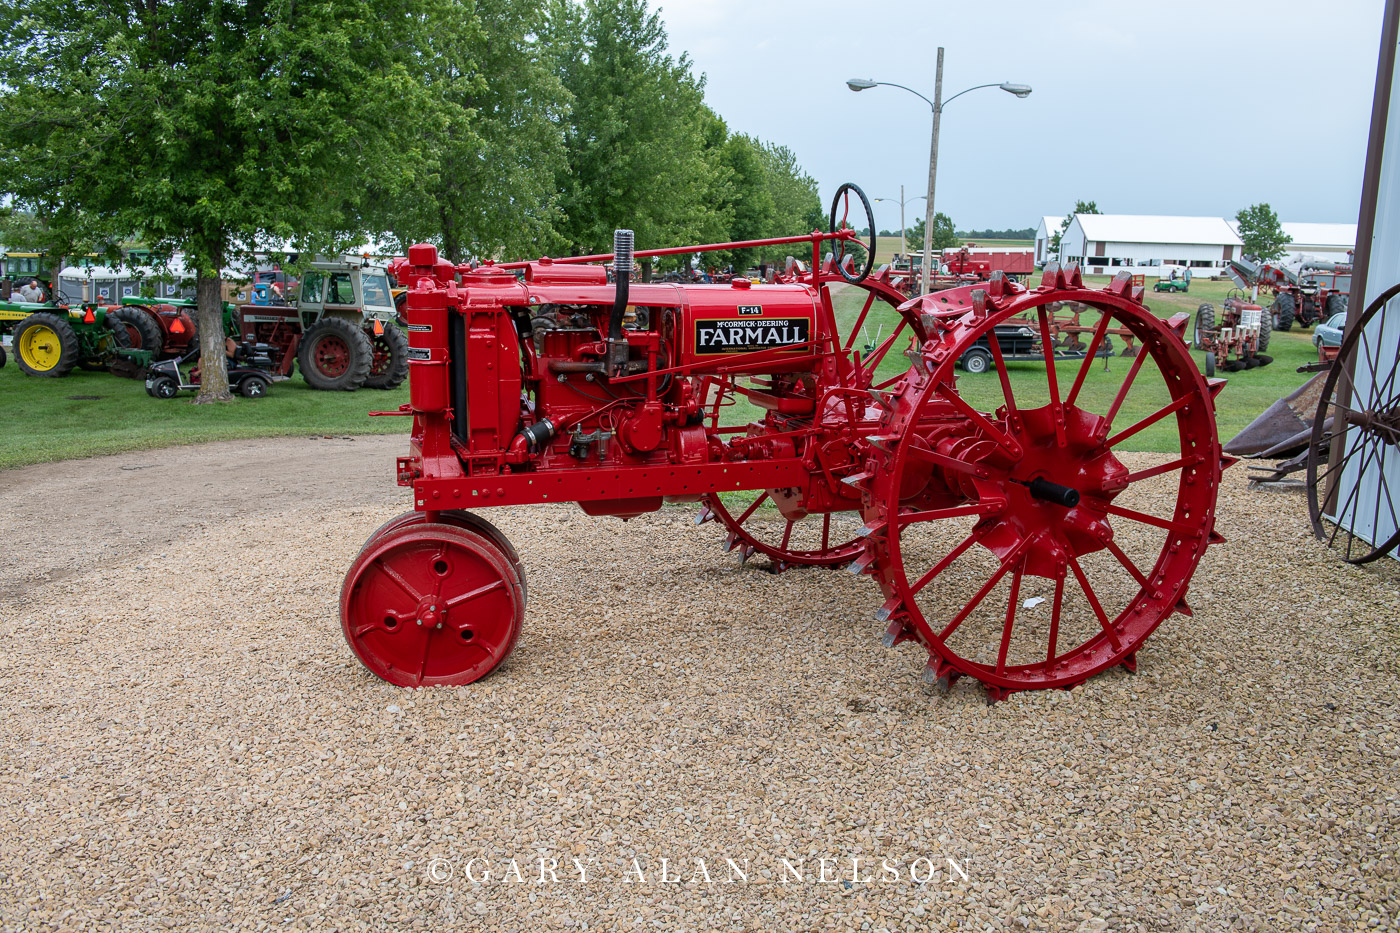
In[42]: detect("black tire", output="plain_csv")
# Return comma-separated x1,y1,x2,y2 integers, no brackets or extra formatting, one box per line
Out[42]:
1193,303,1215,350
111,306,164,356
1204,351,1216,378
1325,293,1348,320
1254,353,1273,366
298,317,372,390
150,375,179,399
1272,293,1295,331
238,375,270,398
0,343,7,368
1255,314,1270,353
13,311,79,377
364,323,409,389
960,347,993,374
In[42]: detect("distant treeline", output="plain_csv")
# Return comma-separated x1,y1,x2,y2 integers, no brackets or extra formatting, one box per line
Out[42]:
956,227,1036,240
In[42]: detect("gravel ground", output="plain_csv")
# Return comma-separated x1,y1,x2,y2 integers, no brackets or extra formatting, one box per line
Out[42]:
1,436,1398,932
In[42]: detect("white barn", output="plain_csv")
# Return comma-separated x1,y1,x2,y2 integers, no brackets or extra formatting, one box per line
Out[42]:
1280,222,1357,265
1033,215,1061,265
1056,214,1243,278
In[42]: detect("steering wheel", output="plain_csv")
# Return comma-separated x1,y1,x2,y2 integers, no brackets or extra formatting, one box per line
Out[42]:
828,183,876,284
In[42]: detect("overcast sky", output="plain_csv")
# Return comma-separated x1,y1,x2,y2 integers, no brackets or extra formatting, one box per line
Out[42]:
655,0,1384,232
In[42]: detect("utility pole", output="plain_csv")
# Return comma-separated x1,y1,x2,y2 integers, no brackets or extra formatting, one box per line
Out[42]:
921,47,944,296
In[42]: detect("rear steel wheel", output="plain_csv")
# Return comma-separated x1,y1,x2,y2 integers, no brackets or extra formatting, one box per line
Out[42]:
695,270,927,569
856,267,1226,700
340,523,524,687
1306,282,1400,563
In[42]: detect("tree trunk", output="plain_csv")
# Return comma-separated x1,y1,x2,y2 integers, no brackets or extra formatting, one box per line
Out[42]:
194,263,232,403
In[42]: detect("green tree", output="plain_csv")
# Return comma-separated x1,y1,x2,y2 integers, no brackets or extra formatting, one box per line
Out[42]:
753,140,823,267
0,0,441,400
907,213,959,254
545,0,721,256
1235,203,1292,262
1050,200,1099,253
373,0,570,262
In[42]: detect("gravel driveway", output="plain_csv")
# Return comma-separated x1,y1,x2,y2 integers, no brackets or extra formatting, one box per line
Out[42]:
1,436,1397,931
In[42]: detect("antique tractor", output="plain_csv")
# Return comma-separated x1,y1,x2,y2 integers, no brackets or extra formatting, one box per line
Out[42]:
1193,294,1272,376
0,299,133,376
340,185,1230,702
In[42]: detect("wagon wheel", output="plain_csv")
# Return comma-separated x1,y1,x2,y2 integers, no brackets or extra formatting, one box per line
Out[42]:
695,271,927,570
855,267,1226,700
340,522,524,686
1306,282,1400,563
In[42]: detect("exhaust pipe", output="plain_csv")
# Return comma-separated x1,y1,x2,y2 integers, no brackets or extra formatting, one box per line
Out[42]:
607,229,634,375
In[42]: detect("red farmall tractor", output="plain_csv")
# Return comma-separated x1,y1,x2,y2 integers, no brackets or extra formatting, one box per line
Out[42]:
340,185,1230,703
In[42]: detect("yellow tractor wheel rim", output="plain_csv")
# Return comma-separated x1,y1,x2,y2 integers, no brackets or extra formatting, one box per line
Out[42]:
19,324,62,371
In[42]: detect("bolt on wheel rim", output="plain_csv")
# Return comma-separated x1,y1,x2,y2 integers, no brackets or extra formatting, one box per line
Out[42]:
340,523,523,687
313,335,351,377
19,325,60,370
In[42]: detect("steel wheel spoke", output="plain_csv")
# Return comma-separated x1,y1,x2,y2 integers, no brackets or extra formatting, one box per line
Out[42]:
898,503,1003,526
906,443,989,478
378,561,423,602
1124,455,1200,485
1067,555,1122,652
843,290,879,352
1327,438,1381,547
1102,502,1197,535
821,513,831,551
995,559,1025,675
936,540,1027,643
735,492,770,526
1104,538,1150,588
1038,307,1067,447
986,328,1018,416
861,319,907,381
414,625,434,687
444,578,507,610
1105,393,1192,448
1103,350,1150,430
934,383,1020,454
1066,311,1114,409
1046,567,1066,664
909,526,988,597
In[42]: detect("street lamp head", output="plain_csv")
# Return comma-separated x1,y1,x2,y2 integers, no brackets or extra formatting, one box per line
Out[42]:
846,78,877,92
999,82,1033,98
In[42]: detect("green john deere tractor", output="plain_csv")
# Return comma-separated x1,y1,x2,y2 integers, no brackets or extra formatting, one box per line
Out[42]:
0,300,139,376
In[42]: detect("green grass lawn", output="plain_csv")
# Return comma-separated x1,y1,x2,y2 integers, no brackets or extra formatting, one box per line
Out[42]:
0,359,408,470
0,273,1313,470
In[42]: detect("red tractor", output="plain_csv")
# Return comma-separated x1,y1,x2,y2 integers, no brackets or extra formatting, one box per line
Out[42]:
1229,257,1351,330
108,296,200,359
338,185,1229,703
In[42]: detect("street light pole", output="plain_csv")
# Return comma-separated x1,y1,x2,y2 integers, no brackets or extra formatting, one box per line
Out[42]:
846,68,1030,295
921,47,944,296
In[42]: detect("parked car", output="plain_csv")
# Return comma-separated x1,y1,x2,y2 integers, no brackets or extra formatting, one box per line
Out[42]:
1313,311,1347,349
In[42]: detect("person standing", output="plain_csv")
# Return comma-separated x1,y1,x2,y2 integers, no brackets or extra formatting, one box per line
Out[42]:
18,278,44,302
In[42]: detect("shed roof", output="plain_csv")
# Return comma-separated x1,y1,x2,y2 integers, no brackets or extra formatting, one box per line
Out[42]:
1074,214,1242,246
1280,222,1357,249
1037,216,1061,236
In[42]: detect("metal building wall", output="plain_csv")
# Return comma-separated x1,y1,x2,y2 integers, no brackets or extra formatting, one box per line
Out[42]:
1328,0,1400,554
